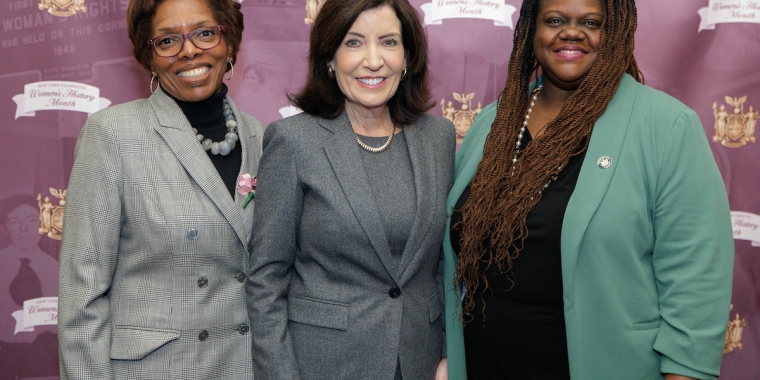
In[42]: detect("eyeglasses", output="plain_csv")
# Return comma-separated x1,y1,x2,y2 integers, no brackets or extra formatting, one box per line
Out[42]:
148,25,226,58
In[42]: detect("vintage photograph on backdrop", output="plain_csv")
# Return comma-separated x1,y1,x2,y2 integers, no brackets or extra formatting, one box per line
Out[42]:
1,0,758,378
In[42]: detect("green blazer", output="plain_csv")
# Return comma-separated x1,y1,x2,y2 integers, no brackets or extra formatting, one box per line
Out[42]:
443,74,734,379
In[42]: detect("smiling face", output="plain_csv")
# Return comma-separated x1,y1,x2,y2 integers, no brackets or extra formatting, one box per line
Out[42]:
533,0,603,92
150,0,231,102
331,5,406,116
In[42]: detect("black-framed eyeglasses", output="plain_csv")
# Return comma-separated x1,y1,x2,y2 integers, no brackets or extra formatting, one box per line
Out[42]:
148,25,226,58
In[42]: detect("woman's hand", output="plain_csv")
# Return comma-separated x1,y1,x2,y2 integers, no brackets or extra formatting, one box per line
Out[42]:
436,358,448,380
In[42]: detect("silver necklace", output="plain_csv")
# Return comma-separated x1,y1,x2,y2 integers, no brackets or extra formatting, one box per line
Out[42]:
192,100,239,156
511,85,563,201
356,124,396,153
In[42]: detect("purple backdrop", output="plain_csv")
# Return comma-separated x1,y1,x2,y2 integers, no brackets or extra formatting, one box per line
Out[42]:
1,0,758,378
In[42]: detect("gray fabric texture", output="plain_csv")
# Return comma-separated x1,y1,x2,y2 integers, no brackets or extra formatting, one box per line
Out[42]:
57,89,264,379
247,110,455,380
358,131,416,259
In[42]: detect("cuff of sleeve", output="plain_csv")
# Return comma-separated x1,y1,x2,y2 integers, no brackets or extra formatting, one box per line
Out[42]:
660,356,718,380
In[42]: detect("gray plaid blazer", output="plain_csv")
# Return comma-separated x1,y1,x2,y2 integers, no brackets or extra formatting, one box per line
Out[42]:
58,89,264,379
247,111,455,380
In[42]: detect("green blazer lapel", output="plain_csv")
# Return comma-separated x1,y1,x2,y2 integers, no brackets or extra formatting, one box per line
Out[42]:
397,119,436,279
319,112,398,284
149,90,248,249
560,74,639,290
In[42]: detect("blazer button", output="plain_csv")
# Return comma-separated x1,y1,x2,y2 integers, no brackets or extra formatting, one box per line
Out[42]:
187,228,198,239
197,277,208,288
238,324,250,335
198,330,209,341
236,272,246,283
388,286,401,299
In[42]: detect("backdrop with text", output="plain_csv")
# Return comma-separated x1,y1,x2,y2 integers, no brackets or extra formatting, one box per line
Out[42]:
0,0,758,378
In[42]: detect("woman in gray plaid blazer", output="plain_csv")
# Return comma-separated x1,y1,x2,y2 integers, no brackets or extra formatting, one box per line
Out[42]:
247,1,454,379
57,0,264,378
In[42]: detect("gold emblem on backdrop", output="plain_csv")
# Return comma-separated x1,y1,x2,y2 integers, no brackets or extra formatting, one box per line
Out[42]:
38,0,86,17
713,96,758,148
724,304,746,354
37,188,66,241
441,92,483,144
304,0,325,24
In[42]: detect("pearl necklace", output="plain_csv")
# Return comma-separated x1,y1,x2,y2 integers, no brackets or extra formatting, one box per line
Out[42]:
192,100,239,156
511,85,563,201
356,124,396,153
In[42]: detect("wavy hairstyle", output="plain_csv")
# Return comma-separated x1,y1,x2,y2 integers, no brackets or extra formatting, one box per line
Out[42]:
126,0,244,73
289,0,433,125
455,0,644,320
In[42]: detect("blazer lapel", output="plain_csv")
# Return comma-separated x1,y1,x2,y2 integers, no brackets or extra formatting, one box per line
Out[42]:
227,97,260,250
319,112,399,284
561,74,638,290
149,90,249,249
397,119,436,279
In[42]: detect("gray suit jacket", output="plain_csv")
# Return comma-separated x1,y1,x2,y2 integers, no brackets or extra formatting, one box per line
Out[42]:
247,111,455,380
58,89,264,379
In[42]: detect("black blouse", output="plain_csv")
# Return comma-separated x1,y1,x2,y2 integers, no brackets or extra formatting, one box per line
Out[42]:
450,130,585,379
164,84,242,197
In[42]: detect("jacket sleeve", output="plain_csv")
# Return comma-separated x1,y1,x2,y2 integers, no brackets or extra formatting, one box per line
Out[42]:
651,109,734,379
58,113,122,380
247,121,302,380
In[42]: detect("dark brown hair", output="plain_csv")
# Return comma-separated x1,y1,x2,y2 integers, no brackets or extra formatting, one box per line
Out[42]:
126,0,244,72
290,0,433,125
456,0,643,319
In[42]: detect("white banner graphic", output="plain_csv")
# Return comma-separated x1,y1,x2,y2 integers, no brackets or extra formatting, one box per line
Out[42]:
13,81,111,119
731,211,760,247
420,0,517,28
278,105,304,119
11,297,58,335
698,0,760,32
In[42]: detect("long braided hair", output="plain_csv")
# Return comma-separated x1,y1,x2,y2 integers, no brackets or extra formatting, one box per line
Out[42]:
455,0,643,320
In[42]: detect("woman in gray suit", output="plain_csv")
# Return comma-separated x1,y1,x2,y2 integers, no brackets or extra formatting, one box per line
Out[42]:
247,0,455,379
57,0,264,378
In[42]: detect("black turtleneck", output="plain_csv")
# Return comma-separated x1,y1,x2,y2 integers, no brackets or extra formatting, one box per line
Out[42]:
163,84,242,197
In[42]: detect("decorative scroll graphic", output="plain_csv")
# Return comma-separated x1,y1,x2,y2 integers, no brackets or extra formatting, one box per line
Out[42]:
698,0,760,32
37,188,66,241
713,96,758,148
13,81,111,119
38,0,86,17
725,304,747,354
441,92,483,144
11,297,58,335
279,105,303,119
730,211,760,246
420,0,517,27
304,0,325,24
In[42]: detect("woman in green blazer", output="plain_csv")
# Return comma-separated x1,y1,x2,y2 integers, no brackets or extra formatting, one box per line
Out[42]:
443,0,734,379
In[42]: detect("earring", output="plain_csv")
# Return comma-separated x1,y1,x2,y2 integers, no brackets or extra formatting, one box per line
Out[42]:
401,67,407,80
225,58,234,80
150,72,159,93
327,65,334,78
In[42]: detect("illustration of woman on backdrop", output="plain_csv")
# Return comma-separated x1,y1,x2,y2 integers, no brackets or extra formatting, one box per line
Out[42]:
0,195,60,379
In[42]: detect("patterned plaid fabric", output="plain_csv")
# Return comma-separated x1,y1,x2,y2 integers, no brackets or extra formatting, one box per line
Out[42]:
58,89,264,379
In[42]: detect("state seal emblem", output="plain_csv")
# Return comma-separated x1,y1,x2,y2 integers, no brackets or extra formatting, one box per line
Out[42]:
713,96,758,148
304,0,325,24
38,0,86,17
441,92,483,144
37,188,66,240
724,304,746,354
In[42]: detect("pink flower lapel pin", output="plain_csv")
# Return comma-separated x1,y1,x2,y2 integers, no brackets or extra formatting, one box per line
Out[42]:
237,173,257,209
